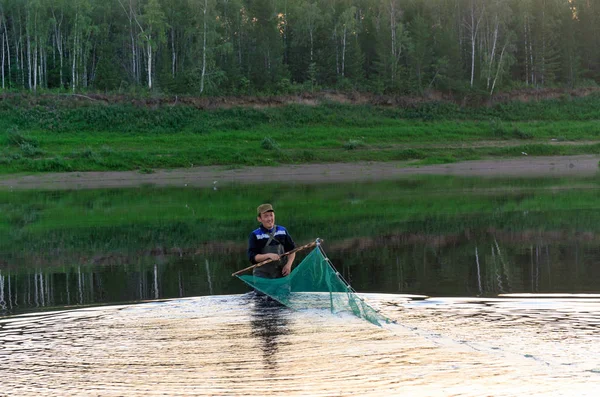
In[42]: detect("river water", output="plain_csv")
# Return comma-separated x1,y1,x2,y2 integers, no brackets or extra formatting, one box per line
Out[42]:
1,176,600,395
1,294,599,396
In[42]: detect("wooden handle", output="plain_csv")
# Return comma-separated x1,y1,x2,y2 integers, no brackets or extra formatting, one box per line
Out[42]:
232,239,322,277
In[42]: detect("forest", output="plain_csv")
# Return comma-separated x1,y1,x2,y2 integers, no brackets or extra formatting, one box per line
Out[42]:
0,0,598,97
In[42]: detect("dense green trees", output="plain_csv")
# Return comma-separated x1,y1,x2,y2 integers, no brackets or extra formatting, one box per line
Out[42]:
0,0,597,95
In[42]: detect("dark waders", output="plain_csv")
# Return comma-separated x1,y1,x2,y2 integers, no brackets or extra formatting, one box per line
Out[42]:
253,229,285,279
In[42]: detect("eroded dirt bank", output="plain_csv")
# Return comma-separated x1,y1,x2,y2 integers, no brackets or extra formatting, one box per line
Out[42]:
2,87,599,108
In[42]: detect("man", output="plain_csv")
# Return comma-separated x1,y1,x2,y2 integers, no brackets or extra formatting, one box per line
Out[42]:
247,203,296,278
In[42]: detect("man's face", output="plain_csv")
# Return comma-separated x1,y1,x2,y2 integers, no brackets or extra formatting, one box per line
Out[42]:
258,211,275,229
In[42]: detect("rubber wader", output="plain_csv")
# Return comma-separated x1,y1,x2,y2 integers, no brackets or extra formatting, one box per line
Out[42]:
253,229,285,279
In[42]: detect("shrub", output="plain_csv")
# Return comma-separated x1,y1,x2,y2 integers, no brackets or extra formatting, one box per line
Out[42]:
261,137,280,150
6,126,39,147
512,128,533,140
20,143,44,158
99,145,114,155
299,150,315,161
489,118,509,138
343,139,365,150
34,157,72,172
393,148,427,160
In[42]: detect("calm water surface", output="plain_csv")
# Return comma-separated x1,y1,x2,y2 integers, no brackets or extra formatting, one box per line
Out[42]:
1,176,600,395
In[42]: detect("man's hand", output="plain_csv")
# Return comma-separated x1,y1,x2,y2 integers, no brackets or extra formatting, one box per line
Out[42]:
281,263,292,276
267,253,280,261
254,253,280,263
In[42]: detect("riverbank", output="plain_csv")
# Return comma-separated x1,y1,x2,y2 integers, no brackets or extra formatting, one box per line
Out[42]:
0,155,598,190
2,93,600,174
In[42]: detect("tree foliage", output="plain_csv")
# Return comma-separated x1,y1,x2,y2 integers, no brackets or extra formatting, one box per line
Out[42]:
0,0,596,95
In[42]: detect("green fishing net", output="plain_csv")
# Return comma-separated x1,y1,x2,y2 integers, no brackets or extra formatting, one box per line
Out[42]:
237,244,391,326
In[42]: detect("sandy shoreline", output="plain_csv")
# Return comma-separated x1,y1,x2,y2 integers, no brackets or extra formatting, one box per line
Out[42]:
0,155,598,190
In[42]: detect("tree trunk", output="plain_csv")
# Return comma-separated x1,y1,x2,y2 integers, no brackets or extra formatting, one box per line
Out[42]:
333,27,339,76
131,29,137,83
470,12,475,86
27,25,32,89
529,20,534,85
119,0,138,84
524,17,529,86
59,32,63,88
90,42,97,84
541,6,545,86
3,18,10,87
43,46,47,88
171,28,176,78
33,40,38,91
490,41,507,96
341,26,347,77
1,24,4,89
200,0,208,94
53,9,64,88
33,10,38,90
486,17,499,90
389,0,398,82
309,29,313,63
83,43,88,88
147,41,152,89
137,43,142,84
467,0,483,87
72,29,77,92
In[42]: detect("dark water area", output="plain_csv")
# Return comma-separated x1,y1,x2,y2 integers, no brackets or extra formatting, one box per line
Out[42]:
2,176,600,316
2,236,600,317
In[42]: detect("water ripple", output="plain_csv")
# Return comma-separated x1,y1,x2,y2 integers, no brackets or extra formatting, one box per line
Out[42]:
1,294,599,396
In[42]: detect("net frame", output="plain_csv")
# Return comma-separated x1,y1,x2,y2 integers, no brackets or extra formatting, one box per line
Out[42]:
236,239,391,326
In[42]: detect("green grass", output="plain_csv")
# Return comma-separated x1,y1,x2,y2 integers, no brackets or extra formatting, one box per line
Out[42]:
2,94,600,173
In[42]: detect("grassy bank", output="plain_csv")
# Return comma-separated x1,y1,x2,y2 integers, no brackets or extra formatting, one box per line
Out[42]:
1,94,600,173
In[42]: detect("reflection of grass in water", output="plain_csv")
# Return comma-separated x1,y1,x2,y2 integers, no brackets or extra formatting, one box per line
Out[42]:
3,177,600,299
2,176,600,258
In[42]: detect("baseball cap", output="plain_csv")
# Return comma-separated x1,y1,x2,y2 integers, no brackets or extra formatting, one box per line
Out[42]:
257,203,274,215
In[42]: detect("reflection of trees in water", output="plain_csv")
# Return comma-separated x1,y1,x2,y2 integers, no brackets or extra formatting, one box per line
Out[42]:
332,231,600,297
0,271,8,311
3,229,600,315
249,297,289,372
0,253,249,315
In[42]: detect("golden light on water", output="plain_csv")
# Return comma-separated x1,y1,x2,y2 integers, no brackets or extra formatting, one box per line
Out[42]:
1,294,599,396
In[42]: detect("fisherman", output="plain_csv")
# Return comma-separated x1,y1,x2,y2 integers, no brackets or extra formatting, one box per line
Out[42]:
247,203,296,278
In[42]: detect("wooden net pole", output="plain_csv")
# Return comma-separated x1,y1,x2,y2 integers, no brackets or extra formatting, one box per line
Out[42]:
232,239,322,277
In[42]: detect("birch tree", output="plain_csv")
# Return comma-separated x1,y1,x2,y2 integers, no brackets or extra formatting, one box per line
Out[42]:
375,0,407,88
190,0,216,93
139,0,166,89
49,0,67,89
296,1,322,64
162,0,191,80
481,0,514,94
69,0,94,91
336,6,357,78
463,0,484,87
0,3,6,88
118,0,142,84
